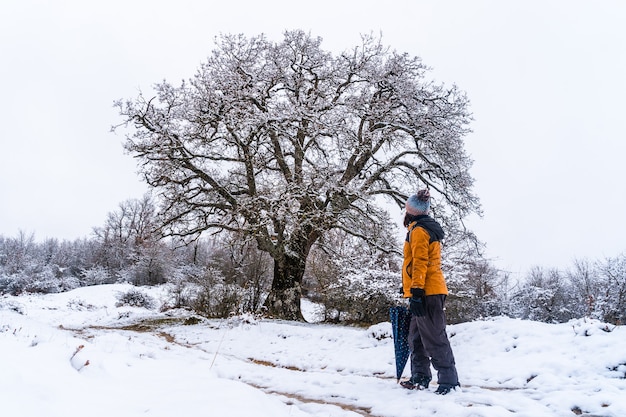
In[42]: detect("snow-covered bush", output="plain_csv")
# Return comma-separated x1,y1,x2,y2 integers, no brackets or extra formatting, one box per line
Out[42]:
190,267,247,318
163,265,249,318
0,265,78,295
303,230,401,325
162,264,206,310
0,272,23,295
115,288,156,309
306,248,400,324
81,266,115,286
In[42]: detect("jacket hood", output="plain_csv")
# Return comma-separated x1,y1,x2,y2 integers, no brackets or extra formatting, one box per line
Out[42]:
406,215,444,243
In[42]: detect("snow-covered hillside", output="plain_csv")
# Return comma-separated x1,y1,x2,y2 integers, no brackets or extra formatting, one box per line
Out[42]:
1,284,625,417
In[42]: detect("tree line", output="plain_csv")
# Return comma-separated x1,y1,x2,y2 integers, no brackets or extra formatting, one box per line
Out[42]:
1,195,623,325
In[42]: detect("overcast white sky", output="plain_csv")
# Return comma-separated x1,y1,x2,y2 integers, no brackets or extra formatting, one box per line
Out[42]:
1,0,625,276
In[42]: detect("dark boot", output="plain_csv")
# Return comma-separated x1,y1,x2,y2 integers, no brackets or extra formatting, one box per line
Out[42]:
435,383,460,395
400,374,431,390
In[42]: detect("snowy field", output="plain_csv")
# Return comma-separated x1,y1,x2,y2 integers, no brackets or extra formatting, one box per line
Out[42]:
1,284,625,417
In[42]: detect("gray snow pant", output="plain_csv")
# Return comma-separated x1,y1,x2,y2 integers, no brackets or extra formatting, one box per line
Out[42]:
408,294,459,385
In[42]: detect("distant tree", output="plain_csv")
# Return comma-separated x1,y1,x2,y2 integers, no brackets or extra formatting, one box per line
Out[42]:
92,194,173,285
0,230,36,274
115,31,481,320
511,266,576,323
566,259,599,318
93,195,155,264
446,258,506,323
596,255,626,324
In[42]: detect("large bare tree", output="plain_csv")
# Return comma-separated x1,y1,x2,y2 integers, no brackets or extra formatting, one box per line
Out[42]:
114,31,480,320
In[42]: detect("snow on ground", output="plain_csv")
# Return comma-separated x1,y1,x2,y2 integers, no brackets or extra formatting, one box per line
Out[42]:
1,284,625,417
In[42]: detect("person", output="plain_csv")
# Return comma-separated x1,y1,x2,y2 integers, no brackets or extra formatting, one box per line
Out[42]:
400,189,460,395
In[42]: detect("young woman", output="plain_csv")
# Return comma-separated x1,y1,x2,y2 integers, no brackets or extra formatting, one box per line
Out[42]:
401,189,460,395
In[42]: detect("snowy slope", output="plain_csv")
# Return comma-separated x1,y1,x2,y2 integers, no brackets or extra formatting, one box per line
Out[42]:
1,284,625,417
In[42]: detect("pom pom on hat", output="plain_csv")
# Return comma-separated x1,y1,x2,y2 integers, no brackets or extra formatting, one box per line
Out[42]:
405,189,431,215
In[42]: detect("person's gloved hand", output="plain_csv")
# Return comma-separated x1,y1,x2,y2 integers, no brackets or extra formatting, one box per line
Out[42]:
409,288,426,317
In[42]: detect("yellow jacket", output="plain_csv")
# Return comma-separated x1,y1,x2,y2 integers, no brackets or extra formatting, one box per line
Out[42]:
402,218,448,297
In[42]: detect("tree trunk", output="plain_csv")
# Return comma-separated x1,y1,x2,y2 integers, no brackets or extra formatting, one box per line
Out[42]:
264,253,307,321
